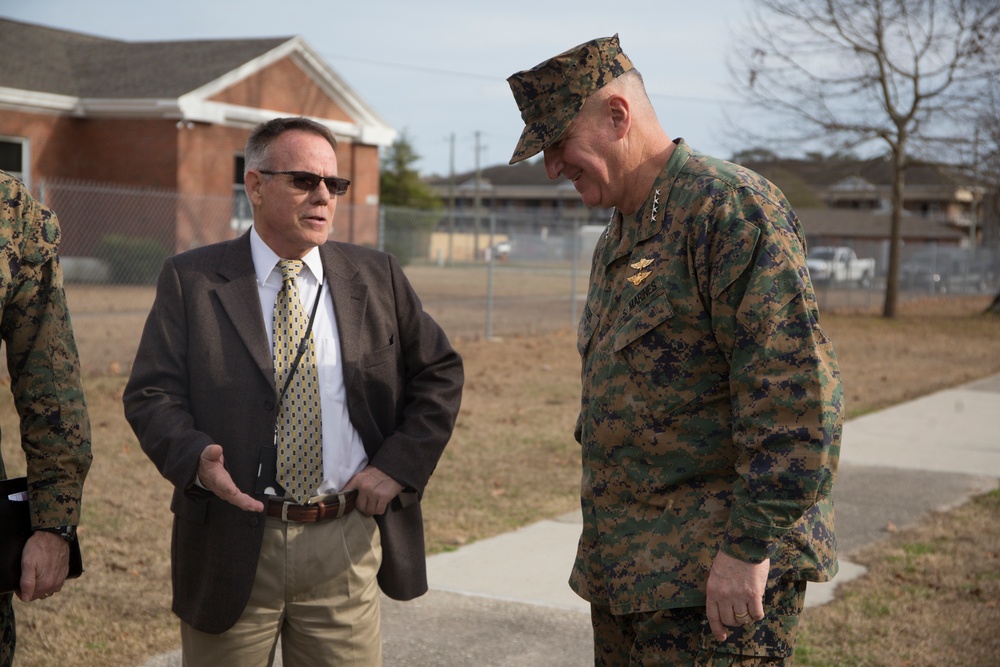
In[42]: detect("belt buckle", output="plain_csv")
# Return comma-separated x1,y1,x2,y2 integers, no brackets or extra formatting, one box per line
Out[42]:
310,493,348,520
280,500,294,522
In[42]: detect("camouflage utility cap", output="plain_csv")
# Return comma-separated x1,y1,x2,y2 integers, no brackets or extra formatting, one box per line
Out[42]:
507,34,633,165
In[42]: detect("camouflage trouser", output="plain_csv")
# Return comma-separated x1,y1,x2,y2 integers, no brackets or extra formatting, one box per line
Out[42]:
591,578,806,666
1,592,13,667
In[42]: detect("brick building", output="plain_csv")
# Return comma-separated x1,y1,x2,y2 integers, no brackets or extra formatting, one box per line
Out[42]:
0,18,395,254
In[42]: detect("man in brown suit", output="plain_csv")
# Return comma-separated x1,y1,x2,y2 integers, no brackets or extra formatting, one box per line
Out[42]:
123,116,463,666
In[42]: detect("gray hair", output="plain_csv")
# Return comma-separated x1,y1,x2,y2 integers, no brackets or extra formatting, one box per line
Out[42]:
244,117,338,172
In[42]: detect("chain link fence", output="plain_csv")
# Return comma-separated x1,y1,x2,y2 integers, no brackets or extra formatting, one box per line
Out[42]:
38,179,599,343
36,178,1000,348
377,204,601,339
807,239,1000,312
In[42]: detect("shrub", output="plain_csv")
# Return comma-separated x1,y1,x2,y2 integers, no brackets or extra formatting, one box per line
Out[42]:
95,235,170,285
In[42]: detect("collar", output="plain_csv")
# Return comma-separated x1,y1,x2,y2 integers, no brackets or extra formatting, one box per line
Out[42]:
250,226,323,286
602,138,692,266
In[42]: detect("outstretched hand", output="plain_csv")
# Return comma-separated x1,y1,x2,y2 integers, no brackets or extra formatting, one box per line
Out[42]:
198,444,264,513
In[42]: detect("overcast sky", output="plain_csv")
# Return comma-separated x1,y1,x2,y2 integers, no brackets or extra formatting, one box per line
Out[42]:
1,0,763,177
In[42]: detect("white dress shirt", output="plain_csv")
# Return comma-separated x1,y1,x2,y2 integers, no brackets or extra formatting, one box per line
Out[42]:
250,227,368,496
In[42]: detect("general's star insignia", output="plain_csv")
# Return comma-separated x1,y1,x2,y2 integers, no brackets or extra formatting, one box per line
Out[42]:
630,258,653,270
627,270,651,286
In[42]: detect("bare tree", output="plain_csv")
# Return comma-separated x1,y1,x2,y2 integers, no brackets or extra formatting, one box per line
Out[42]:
978,80,1000,314
730,0,1000,317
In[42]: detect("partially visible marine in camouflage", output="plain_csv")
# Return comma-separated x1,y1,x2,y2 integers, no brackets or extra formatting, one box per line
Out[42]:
1,169,92,666
0,172,92,528
0,170,91,528
569,140,842,616
507,33,633,165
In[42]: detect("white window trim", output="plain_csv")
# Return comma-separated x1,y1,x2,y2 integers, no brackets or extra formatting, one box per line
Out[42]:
0,136,30,189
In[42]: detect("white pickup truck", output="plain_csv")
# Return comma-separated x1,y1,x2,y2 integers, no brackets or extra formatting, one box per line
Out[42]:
806,246,876,287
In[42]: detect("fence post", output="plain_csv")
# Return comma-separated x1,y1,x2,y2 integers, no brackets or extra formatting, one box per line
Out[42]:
570,217,580,328
447,205,455,266
485,211,496,339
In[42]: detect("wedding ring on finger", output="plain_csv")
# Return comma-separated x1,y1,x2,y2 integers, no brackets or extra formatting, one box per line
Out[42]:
734,611,751,623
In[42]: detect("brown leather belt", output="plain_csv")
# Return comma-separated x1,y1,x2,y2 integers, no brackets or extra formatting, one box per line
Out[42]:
266,491,358,523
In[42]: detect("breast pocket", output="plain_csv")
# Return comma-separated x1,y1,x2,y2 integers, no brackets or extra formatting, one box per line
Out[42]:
363,340,396,369
612,290,721,416
359,335,402,403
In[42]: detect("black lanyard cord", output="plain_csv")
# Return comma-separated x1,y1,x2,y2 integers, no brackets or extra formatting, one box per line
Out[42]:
276,280,324,408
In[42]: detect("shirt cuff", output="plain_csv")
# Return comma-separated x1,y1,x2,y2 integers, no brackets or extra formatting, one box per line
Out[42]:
722,511,786,563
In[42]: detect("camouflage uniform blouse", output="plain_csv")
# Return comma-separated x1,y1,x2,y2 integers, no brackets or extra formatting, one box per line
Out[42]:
0,171,91,529
570,141,842,615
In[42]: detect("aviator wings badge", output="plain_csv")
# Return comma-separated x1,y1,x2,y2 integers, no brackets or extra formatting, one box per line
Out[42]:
627,270,651,286
627,257,653,286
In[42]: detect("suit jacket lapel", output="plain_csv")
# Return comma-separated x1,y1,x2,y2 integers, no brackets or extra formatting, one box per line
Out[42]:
320,243,368,380
215,234,275,387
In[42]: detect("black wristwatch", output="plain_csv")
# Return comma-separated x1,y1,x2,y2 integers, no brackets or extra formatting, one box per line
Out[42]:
38,526,77,542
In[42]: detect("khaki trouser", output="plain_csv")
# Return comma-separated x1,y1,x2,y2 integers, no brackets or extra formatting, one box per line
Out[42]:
181,510,382,667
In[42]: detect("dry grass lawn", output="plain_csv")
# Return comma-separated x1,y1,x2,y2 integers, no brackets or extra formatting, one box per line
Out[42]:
1,288,999,667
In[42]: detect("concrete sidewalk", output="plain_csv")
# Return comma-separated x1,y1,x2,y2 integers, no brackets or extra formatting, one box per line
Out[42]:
145,374,1000,666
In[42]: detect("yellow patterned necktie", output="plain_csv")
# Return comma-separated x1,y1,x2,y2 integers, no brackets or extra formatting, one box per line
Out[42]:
272,259,323,504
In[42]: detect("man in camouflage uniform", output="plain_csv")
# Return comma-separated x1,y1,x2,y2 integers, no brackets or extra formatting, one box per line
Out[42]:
507,36,842,665
0,171,92,667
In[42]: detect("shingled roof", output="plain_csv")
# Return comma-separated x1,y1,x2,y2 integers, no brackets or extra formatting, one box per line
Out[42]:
0,18,289,98
0,17,396,148
797,208,964,241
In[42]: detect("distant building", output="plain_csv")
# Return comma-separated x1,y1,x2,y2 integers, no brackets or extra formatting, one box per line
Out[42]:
0,17,396,253
426,159,613,228
743,154,993,266
425,150,991,259
749,155,983,227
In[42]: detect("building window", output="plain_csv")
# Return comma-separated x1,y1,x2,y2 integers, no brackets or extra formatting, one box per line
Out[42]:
0,138,27,183
232,155,252,233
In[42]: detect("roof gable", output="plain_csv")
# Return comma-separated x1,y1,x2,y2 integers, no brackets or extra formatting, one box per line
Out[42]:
0,18,395,146
208,56,353,123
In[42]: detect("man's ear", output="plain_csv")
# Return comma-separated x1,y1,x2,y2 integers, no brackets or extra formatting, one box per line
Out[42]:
608,95,630,139
244,170,263,206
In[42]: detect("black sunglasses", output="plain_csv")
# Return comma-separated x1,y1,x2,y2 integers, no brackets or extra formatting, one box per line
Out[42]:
259,170,351,196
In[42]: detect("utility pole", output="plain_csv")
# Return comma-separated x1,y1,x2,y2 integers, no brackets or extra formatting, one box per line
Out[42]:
473,131,482,260
448,132,455,265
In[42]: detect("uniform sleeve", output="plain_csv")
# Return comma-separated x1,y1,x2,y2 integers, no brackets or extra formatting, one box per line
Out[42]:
698,187,842,564
0,178,92,528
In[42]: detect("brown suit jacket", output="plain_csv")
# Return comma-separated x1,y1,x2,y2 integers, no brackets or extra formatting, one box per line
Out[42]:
123,233,463,634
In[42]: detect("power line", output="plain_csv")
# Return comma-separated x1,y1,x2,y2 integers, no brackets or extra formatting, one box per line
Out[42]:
320,51,743,107
320,51,494,82
648,91,744,107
